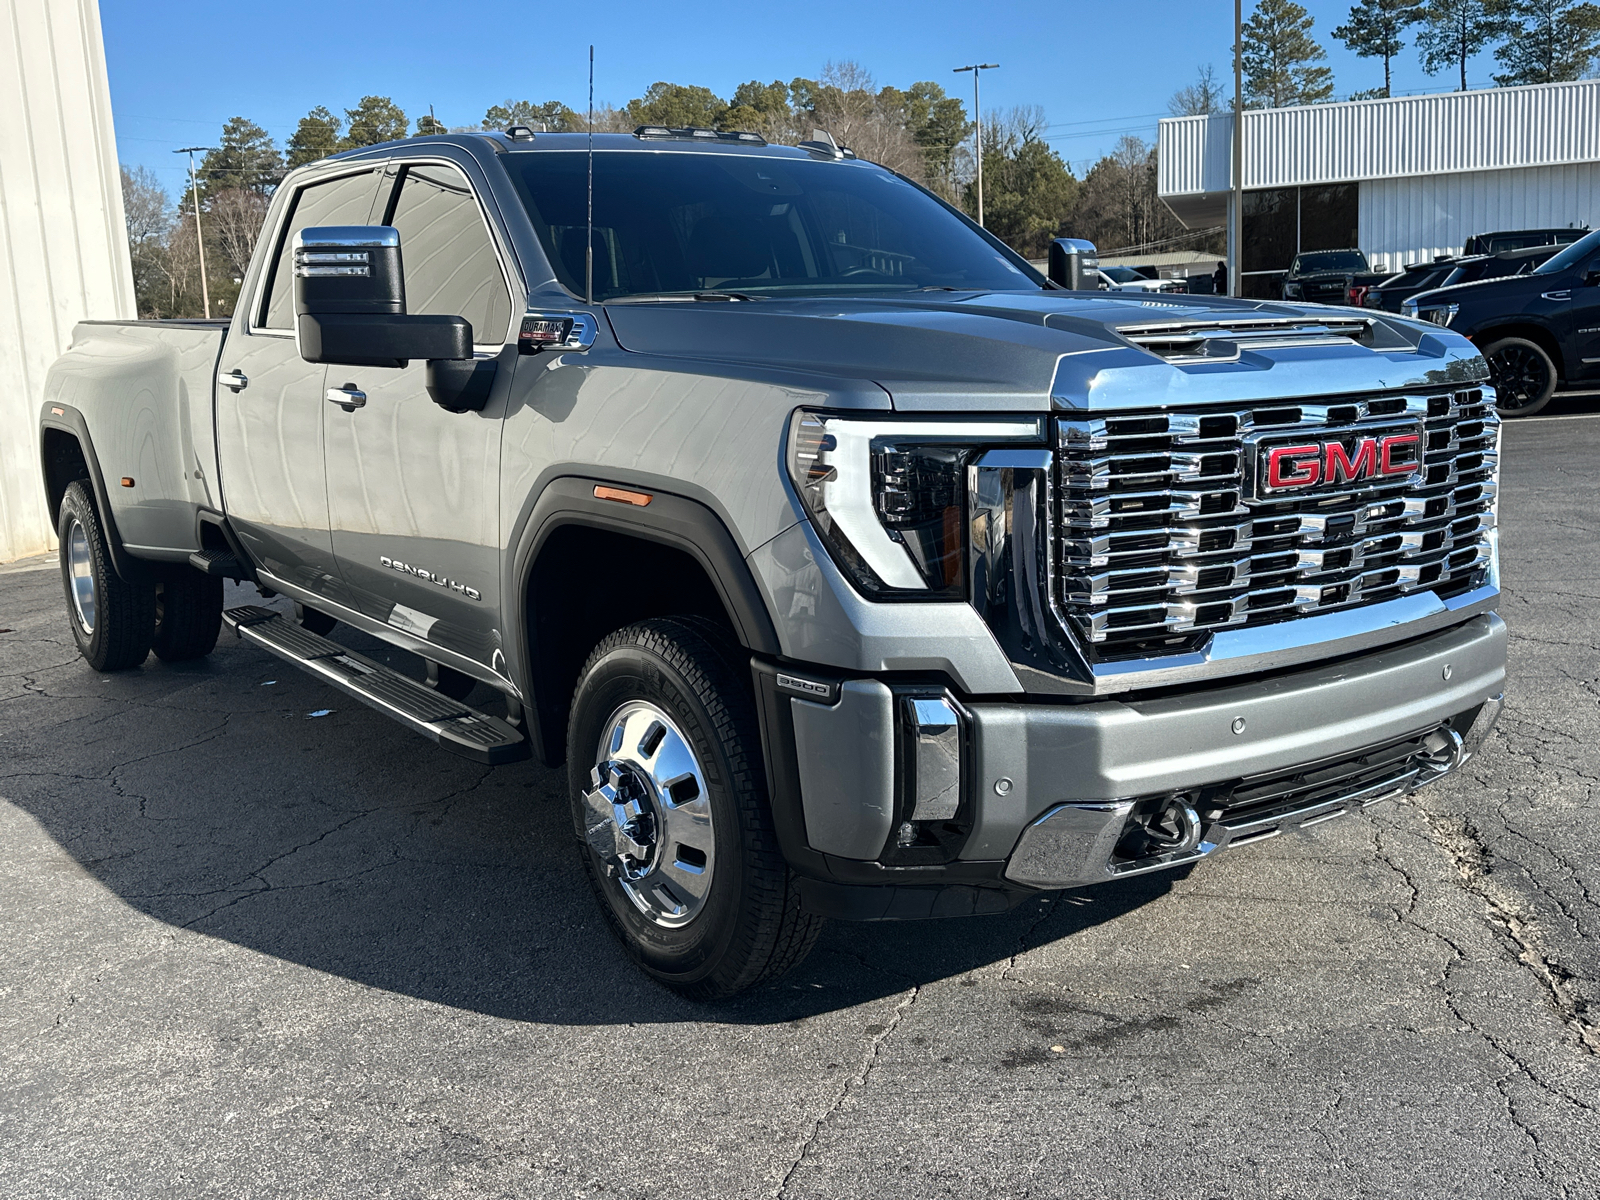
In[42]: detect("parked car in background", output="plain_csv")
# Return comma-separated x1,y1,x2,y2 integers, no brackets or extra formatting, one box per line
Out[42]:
1365,245,1561,313
1281,249,1387,305
1463,228,1588,256
1094,265,1185,294
1405,227,1600,416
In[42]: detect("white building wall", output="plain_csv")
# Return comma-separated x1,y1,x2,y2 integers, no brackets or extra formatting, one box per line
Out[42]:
0,0,133,562
1160,79,1600,198
1361,164,1600,274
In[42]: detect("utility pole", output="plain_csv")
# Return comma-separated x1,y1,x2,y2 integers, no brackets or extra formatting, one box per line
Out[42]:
1230,0,1244,297
953,63,999,227
174,147,212,319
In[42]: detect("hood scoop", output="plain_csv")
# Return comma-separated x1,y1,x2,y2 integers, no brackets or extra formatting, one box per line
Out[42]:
1120,316,1374,362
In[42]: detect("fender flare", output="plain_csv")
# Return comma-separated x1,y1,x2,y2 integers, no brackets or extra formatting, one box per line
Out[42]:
506,476,781,763
38,403,145,580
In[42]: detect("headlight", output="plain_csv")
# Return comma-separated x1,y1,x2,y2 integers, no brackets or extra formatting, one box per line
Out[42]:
786,411,1044,599
1419,303,1460,327
1284,283,1302,298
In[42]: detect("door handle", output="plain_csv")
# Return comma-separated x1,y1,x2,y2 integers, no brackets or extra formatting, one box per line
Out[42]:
218,370,248,392
325,386,367,410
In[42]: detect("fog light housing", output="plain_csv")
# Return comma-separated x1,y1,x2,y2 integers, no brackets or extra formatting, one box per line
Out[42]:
887,690,971,863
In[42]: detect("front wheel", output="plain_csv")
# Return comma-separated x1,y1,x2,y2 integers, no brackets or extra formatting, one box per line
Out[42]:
567,618,822,1000
1485,337,1557,417
57,481,154,672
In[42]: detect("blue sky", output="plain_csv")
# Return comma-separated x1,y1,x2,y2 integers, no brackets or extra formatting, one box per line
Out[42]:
106,0,1504,196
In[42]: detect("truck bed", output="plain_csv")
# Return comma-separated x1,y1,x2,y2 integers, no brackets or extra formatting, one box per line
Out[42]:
41,319,230,559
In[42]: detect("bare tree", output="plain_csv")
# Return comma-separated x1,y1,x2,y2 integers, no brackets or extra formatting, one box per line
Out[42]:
208,188,270,281
1169,64,1226,116
121,166,173,317
804,61,923,178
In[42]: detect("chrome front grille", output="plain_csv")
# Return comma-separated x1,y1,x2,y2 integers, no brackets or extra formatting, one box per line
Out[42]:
1053,389,1498,663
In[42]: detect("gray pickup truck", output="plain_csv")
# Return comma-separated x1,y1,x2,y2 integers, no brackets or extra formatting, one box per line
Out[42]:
39,127,1506,998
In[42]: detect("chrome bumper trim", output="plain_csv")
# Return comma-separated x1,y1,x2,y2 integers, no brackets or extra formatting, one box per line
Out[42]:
1002,696,1504,891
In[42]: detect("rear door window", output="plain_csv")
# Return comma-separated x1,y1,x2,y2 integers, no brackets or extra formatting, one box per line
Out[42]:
383,163,513,346
258,170,380,330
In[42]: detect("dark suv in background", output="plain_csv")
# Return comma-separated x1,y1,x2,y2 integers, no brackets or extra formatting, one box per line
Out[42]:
1405,228,1600,416
1365,245,1562,313
1281,249,1387,304
1463,227,1588,256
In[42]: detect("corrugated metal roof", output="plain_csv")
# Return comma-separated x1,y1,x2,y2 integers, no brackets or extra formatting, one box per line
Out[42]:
1160,79,1600,197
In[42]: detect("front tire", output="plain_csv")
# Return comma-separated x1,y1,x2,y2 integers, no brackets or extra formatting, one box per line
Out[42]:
567,618,822,1000
57,480,154,672
1485,337,1557,417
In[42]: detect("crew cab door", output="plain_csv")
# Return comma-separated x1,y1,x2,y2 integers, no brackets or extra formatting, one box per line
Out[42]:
322,159,518,674
215,166,381,603
1553,250,1600,381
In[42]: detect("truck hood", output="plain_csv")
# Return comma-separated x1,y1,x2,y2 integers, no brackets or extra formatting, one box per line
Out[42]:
603,290,1488,412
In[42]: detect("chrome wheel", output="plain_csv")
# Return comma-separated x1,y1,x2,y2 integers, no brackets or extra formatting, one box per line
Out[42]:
582,700,714,929
66,519,96,634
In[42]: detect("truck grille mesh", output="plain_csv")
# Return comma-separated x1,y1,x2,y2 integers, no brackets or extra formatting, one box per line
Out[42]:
1053,389,1498,663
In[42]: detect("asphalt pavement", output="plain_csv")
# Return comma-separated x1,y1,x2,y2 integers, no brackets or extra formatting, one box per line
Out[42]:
2,392,1598,1199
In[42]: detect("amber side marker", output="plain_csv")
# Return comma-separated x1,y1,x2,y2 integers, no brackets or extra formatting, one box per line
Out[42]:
120,477,135,488
50,406,64,416
594,484,652,507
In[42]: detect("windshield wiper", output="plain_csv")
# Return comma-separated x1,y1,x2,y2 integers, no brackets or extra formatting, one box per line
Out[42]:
606,290,760,303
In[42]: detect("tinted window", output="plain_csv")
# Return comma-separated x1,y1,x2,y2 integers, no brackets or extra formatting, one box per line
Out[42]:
1535,228,1600,275
260,170,378,329
1101,266,1142,282
385,164,513,344
506,151,1036,299
1291,250,1367,274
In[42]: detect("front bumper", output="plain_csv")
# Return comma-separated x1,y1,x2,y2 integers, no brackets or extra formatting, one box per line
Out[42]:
756,612,1506,918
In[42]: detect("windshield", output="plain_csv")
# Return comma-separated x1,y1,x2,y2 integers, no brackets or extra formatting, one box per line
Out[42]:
1534,228,1600,275
505,150,1039,300
1291,251,1367,274
1100,266,1143,283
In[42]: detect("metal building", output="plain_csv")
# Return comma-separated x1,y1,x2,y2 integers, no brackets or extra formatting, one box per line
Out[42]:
1159,79,1600,298
0,0,133,563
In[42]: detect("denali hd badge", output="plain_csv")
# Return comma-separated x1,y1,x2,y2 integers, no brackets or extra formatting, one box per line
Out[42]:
379,555,481,600
1244,422,1423,500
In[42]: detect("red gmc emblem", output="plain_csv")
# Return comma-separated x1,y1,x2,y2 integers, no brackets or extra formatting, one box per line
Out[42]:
1250,426,1423,498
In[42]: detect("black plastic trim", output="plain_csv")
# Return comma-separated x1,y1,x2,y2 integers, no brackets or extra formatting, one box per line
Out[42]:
509,476,782,763
37,403,145,581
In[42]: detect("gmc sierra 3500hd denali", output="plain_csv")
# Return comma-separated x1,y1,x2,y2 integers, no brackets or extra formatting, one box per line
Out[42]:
39,127,1506,999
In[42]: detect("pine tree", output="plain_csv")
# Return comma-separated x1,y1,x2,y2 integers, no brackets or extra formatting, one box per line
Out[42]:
199,117,282,196
1416,0,1512,89
286,107,342,168
1333,0,1427,95
340,96,409,149
1242,0,1337,107
1493,0,1600,83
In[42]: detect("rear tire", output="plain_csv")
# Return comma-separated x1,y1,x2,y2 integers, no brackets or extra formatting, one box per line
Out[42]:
567,617,822,1000
152,569,224,662
1485,337,1557,417
57,480,154,672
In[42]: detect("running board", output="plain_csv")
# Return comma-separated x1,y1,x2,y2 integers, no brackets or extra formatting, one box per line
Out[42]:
222,605,529,765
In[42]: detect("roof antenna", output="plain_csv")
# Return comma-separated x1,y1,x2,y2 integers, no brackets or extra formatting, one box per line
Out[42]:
586,44,594,305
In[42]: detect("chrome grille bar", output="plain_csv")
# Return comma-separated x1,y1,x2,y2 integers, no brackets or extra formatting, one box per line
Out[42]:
1053,389,1499,662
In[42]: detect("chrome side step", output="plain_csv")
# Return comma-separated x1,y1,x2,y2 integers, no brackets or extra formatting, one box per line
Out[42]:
222,605,528,765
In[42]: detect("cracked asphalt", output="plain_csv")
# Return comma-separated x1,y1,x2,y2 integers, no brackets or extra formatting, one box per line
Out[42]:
3,397,1599,1199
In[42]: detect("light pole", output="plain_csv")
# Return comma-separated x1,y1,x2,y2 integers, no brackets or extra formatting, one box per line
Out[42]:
1230,0,1244,297
174,146,212,319
953,63,998,227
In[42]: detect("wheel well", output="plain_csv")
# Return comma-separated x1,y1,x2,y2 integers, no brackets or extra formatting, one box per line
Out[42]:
527,525,740,766
41,429,91,525
1474,324,1565,381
